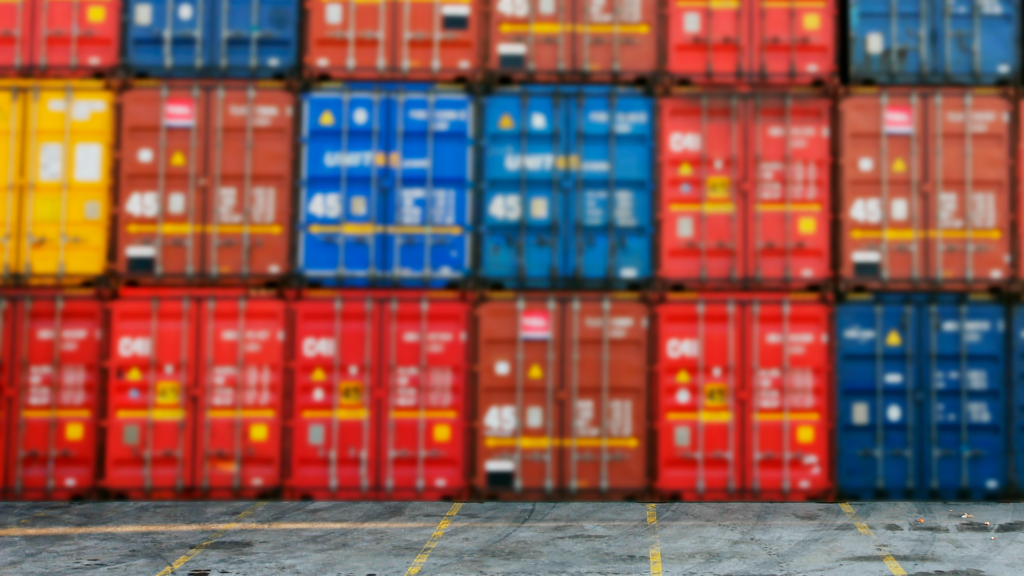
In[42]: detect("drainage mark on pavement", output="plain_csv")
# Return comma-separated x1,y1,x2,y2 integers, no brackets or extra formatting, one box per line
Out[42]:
154,501,266,576
838,503,907,576
646,504,663,576
404,503,462,576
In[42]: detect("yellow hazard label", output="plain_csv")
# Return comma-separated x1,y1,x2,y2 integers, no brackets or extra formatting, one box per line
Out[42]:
679,162,693,176
170,151,186,167
433,423,452,443
126,367,142,382
528,364,544,380
796,424,815,445
340,381,362,406
65,422,84,442
249,423,269,443
318,109,336,127
499,112,515,130
892,157,907,173
798,216,817,235
706,175,730,198
375,152,387,166
87,5,106,23
886,329,902,347
802,12,821,31
156,381,180,406
704,383,727,407
311,367,326,382
675,369,691,384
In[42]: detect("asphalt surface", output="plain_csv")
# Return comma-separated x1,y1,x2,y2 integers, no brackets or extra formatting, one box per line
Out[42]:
0,501,1021,575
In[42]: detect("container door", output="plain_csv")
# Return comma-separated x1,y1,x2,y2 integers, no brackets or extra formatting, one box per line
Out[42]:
34,0,122,72
0,87,23,277
9,297,101,498
937,0,1017,84
475,298,561,493
19,84,113,278
848,0,928,84
126,0,209,73
118,86,206,278
658,95,743,284
655,301,740,499
746,301,831,500
206,87,293,278
197,298,284,495
105,298,195,495
921,301,1006,500
835,302,917,499
289,298,377,496
0,0,31,71
748,95,831,285
380,297,467,497
1014,305,1024,493
396,0,478,77
488,0,572,75
574,0,657,76
926,93,1011,285
666,0,747,82
306,0,392,76
565,88,652,285
752,0,833,83
0,298,10,491
840,92,926,283
481,90,566,287
214,0,298,76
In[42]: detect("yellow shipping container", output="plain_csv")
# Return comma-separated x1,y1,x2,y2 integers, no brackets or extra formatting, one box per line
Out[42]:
0,80,113,280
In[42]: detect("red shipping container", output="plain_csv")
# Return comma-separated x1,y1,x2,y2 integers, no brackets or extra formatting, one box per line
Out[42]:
287,291,468,500
117,83,294,281
659,92,831,287
840,89,1012,288
0,0,121,75
474,295,647,498
5,294,102,500
655,294,831,501
665,0,835,85
0,297,11,492
487,0,658,80
305,0,479,80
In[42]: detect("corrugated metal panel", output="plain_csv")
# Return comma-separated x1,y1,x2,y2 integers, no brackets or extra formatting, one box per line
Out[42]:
298,85,473,286
836,294,1007,500
0,0,121,74
117,84,294,280
0,88,22,276
480,86,653,288
840,89,1012,288
0,297,10,492
305,0,480,80
1013,305,1024,494
7,295,102,500
125,0,299,77
849,0,1019,85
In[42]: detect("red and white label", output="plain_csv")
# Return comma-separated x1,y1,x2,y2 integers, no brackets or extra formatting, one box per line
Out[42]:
884,105,913,135
520,310,551,341
164,99,196,128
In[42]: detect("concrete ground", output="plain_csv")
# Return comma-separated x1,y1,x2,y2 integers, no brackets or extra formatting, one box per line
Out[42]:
0,501,1020,575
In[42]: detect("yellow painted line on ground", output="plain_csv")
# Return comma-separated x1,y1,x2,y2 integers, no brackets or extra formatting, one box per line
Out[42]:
646,504,663,576
404,503,462,576
838,503,907,576
153,502,266,576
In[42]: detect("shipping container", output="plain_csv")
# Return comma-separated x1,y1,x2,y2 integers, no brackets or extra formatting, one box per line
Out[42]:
474,294,647,498
659,92,832,288
305,0,480,81
836,294,1007,501
666,0,836,85
654,294,832,501
286,291,468,500
487,0,658,81
848,0,1019,85
480,86,653,288
298,85,473,287
125,0,299,78
0,297,11,492
0,0,122,75
0,81,114,281
1014,304,1024,494
839,89,1012,289
117,83,294,281
5,294,102,500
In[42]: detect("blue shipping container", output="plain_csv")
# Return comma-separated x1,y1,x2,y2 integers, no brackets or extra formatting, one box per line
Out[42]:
480,86,653,288
849,0,1019,85
836,294,1007,500
126,0,299,77
1011,306,1024,493
298,84,473,286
